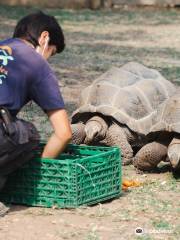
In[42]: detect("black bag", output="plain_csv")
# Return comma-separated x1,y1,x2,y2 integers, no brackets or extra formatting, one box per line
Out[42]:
0,107,40,177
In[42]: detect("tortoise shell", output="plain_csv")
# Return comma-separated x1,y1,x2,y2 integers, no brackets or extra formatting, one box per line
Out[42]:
72,62,176,135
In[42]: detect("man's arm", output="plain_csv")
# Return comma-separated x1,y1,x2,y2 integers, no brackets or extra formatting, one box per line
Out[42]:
41,109,72,158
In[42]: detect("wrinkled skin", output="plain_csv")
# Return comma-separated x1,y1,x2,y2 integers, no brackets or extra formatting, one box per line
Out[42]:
71,115,142,165
133,133,180,171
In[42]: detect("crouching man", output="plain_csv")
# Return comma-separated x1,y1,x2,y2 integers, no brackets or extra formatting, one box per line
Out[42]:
0,11,72,216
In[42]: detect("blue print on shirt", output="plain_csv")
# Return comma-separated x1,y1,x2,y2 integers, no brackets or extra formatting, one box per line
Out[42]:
0,46,14,84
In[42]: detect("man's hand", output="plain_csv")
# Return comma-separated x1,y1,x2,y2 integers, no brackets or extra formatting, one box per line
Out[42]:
41,109,72,158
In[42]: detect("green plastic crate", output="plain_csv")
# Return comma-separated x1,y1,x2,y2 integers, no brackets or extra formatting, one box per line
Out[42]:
0,144,121,208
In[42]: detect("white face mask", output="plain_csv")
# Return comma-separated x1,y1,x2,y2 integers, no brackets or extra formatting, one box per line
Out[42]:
36,36,49,57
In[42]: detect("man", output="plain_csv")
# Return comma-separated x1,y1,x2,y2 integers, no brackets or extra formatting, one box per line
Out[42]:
0,11,72,216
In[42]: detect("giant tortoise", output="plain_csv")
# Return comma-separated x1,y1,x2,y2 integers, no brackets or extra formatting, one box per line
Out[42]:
71,62,176,165
133,91,180,171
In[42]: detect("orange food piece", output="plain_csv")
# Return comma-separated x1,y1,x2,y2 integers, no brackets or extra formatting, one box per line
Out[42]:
122,180,142,189
123,180,133,187
122,185,128,191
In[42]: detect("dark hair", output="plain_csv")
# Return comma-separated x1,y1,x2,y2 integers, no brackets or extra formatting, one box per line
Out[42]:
13,11,65,53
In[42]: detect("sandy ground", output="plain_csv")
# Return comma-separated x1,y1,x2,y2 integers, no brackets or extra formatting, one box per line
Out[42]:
0,166,179,240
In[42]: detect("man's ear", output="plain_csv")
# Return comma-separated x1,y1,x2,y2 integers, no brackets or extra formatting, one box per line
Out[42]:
38,31,49,46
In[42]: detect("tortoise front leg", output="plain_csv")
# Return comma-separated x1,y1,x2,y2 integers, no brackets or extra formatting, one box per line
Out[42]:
102,123,133,165
133,142,167,171
168,137,180,170
71,123,86,144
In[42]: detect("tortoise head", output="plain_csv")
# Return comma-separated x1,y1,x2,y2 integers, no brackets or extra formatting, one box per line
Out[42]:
168,137,180,170
84,116,108,144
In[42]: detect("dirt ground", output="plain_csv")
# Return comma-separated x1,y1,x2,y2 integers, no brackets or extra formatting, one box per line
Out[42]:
0,5,180,240
0,166,179,240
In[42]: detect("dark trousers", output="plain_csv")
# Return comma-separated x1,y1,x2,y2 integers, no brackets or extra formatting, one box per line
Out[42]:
0,118,40,191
